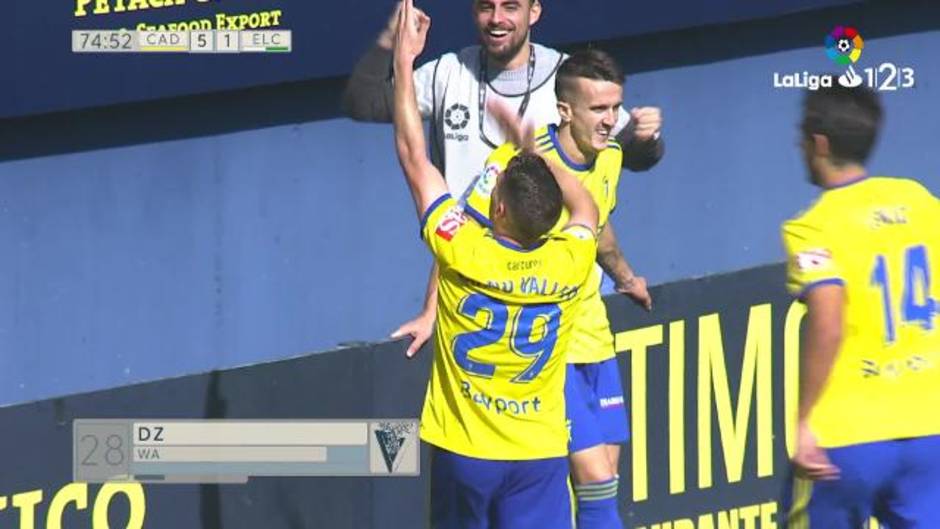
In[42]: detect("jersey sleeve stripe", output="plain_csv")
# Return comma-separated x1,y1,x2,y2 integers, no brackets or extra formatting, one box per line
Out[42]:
562,223,597,240
420,193,453,232
798,277,845,299
464,204,493,228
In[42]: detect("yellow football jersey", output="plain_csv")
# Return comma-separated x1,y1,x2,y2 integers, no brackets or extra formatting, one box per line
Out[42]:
462,124,623,363
782,176,940,447
420,194,597,459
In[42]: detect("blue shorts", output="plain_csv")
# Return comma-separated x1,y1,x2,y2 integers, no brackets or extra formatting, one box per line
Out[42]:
781,435,940,528
565,358,629,453
430,447,572,529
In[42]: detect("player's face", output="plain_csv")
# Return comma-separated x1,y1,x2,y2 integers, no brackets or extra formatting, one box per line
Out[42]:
560,78,623,154
472,0,541,65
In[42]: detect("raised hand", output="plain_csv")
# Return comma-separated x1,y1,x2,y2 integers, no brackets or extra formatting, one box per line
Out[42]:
629,107,662,142
486,99,534,153
394,0,431,64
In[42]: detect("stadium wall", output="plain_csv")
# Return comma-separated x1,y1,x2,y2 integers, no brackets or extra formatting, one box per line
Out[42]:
0,2,938,408
0,263,863,529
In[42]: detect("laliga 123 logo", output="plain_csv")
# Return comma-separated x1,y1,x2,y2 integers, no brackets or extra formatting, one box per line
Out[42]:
773,26,915,92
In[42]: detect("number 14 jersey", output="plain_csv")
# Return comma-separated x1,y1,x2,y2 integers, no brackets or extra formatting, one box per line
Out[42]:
782,176,940,447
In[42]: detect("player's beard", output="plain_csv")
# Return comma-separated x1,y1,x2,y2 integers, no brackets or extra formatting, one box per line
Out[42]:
482,29,529,67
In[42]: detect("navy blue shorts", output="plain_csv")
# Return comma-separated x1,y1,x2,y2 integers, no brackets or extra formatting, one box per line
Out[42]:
781,435,940,528
429,446,572,529
565,358,630,453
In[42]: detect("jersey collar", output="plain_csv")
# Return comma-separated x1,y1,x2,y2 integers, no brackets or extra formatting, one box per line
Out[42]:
493,234,547,253
548,124,595,172
824,173,867,190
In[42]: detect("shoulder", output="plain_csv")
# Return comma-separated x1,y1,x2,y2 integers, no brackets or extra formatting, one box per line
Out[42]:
453,46,483,69
533,43,565,64
546,226,598,268
789,191,831,224
781,197,830,246
584,143,623,179
416,49,473,79
599,142,623,165
874,175,933,196
531,43,566,88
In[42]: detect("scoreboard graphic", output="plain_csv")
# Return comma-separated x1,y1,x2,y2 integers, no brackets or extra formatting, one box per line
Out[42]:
72,30,291,53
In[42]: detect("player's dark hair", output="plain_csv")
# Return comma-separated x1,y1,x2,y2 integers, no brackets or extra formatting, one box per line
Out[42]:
555,49,624,103
802,85,882,165
500,153,562,246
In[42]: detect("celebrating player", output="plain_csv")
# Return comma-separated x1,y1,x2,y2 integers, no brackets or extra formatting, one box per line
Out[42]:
462,49,639,529
393,2,599,527
780,85,940,527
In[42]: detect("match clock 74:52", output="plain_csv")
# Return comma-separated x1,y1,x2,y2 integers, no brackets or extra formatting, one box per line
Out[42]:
73,30,135,52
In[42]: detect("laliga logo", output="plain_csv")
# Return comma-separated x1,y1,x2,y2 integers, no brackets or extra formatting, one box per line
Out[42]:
772,26,915,92
825,26,864,65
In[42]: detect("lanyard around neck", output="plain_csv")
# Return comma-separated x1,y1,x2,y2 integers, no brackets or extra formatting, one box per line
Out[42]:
478,44,536,149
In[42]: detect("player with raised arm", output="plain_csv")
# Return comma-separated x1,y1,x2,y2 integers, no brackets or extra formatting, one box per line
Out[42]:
350,0,661,371
393,2,599,527
780,85,940,528
461,49,640,529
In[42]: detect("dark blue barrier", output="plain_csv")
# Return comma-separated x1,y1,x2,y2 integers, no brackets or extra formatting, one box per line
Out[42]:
0,263,839,528
2,0,939,410
4,0,864,118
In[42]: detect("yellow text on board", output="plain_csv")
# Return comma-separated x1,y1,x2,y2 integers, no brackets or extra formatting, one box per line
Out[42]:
0,482,144,529
76,0,212,17
617,301,806,502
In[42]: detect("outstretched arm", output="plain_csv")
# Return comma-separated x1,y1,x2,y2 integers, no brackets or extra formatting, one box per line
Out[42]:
793,284,843,480
392,0,447,219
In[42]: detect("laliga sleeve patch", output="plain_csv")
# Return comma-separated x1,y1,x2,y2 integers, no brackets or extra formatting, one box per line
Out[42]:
475,164,500,196
795,249,834,272
564,225,595,241
435,207,468,241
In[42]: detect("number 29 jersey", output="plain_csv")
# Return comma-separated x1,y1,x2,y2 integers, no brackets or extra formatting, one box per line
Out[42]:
782,176,940,448
420,194,597,460
462,124,624,364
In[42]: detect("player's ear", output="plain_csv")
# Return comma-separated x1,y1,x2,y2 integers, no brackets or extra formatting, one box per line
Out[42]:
492,198,506,221
811,133,831,158
528,0,542,26
557,100,572,124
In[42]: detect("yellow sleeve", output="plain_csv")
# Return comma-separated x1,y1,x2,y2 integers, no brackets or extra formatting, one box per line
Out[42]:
421,194,485,271
781,216,844,298
557,224,599,283
460,142,519,227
